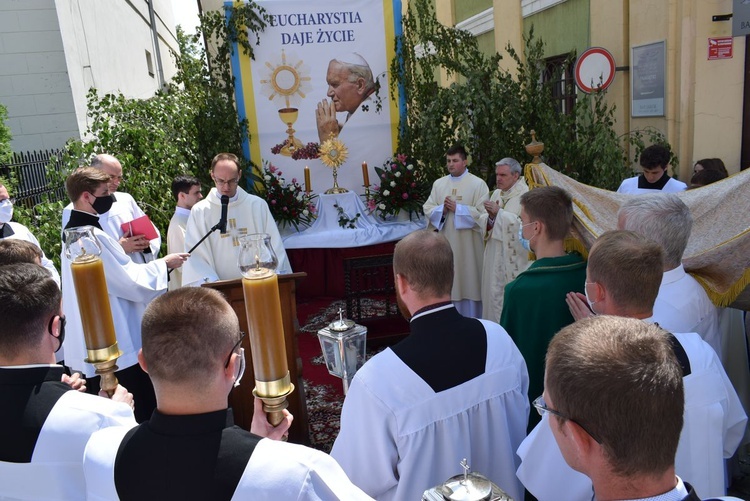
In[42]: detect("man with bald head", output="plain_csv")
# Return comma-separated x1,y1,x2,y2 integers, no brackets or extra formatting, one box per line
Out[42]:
315,54,378,143
62,154,161,263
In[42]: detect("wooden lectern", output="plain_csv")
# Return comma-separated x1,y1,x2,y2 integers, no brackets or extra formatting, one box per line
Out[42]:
204,272,310,445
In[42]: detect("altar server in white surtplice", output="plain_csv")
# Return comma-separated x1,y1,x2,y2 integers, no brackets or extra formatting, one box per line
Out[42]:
62,154,161,263
332,230,529,501
83,287,373,501
617,144,687,194
423,144,489,318
182,153,290,287
617,194,721,358
0,263,136,501
516,231,746,501
167,175,202,290
478,158,529,322
61,167,188,422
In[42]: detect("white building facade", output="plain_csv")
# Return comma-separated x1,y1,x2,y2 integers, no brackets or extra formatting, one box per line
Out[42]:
0,0,180,152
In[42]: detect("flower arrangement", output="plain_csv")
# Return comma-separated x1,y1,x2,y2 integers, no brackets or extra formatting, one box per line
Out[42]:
367,154,427,220
257,162,317,231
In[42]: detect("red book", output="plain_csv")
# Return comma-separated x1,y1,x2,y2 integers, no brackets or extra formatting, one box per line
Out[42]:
120,215,158,241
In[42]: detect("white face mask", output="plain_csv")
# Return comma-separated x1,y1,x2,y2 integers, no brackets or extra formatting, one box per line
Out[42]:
233,348,246,388
584,282,598,315
0,199,13,224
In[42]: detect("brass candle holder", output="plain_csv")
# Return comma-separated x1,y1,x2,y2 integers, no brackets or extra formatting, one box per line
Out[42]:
64,226,122,396
238,233,295,428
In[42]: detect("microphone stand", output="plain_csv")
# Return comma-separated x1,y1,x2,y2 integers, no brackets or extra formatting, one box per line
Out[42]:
167,219,223,277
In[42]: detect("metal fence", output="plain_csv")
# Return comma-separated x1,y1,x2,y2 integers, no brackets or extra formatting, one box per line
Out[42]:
0,149,66,209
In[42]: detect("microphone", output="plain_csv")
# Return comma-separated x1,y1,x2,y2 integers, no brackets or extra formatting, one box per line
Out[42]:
219,195,229,234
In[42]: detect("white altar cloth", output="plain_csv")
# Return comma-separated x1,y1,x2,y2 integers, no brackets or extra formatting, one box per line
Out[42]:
282,192,425,249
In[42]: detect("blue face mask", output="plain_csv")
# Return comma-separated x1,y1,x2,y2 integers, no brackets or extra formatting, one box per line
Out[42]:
518,221,536,252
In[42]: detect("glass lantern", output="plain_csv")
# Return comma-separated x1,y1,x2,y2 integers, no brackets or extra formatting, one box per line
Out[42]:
317,308,367,394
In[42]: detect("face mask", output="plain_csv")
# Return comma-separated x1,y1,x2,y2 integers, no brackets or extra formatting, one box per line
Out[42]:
233,348,246,387
518,221,535,252
91,194,115,214
0,199,13,224
48,315,66,353
584,283,598,315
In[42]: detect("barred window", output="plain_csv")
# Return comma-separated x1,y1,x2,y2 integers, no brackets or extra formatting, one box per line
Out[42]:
543,55,576,116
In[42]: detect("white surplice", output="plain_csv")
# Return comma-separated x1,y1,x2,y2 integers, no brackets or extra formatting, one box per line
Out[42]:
423,171,488,307
617,175,687,194
167,206,190,290
83,425,374,501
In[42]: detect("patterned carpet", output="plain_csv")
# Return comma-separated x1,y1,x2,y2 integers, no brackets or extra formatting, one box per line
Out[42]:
298,298,392,452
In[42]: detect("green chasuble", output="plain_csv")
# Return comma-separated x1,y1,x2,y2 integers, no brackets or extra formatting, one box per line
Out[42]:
499,252,586,429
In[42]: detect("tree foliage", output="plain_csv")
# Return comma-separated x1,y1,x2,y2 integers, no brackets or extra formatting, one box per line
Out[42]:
10,3,268,267
392,0,676,191
0,103,11,166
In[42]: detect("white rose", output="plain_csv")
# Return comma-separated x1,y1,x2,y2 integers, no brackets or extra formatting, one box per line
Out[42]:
303,209,309,216
407,164,414,170
395,171,402,177
378,203,386,210
383,190,390,196
390,181,396,187
264,175,271,181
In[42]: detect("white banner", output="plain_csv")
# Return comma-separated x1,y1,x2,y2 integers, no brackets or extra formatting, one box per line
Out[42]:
232,0,402,195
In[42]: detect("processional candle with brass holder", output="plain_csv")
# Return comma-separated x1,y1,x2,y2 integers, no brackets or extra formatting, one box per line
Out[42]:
238,233,293,427
63,226,122,395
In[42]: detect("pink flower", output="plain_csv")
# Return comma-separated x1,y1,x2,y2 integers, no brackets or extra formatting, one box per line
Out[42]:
373,184,380,191
366,199,376,211
381,174,386,179
292,177,297,184
411,182,416,188
402,193,409,200
278,171,282,175
397,153,407,164
270,200,277,205
268,164,277,173
283,207,288,212
391,163,397,170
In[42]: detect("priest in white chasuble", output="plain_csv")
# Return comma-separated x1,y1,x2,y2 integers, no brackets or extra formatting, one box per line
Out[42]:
423,144,489,318
182,153,291,287
478,158,529,322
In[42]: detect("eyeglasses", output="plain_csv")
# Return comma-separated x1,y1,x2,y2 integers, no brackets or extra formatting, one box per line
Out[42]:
214,177,240,188
533,395,602,444
224,331,246,369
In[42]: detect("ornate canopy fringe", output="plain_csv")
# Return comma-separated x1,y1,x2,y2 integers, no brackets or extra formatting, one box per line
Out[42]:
524,163,750,310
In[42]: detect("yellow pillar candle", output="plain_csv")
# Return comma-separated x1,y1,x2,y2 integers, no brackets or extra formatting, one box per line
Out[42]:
362,161,370,186
70,256,117,352
304,165,312,193
242,273,289,387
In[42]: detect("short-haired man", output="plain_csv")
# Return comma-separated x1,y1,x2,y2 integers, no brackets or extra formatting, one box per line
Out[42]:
331,230,529,501
167,175,202,290
518,231,746,500
182,153,290,285
83,287,372,500
499,186,586,429
0,237,42,266
540,315,743,500
62,167,188,421
618,194,720,356
617,144,687,193
423,144,489,317
62,154,161,262
0,263,135,500
480,157,529,322
0,183,60,285
315,53,378,143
